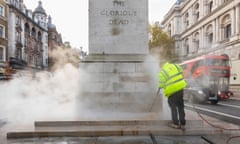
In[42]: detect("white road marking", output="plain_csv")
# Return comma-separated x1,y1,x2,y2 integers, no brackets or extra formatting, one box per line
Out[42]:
185,104,240,120
218,103,240,109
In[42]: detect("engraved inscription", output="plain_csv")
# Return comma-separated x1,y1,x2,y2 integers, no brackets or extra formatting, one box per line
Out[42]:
100,0,137,26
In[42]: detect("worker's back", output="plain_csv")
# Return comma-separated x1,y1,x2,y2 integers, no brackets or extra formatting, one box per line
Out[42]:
158,62,187,97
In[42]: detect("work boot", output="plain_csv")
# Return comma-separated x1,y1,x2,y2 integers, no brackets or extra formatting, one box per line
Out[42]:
168,122,180,129
180,125,186,131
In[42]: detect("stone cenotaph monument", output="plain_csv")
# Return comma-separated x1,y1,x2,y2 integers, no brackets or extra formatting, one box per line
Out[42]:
79,0,161,115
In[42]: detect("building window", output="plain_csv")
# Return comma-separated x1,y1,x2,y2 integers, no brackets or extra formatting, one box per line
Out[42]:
194,40,199,53
31,28,36,38
16,31,21,42
195,12,199,21
16,16,21,26
168,24,172,36
225,24,231,39
37,32,42,41
14,0,19,8
209,1,213,13
206,24,213,46
184,38,189,55
0,25,4,38
186,45,189,55
208,33,213,44
193,32,199,53
0,47,3,61
221,14,231,40
194,3,199,22
16,48,22,60
24,23,30,35
0,5,4,17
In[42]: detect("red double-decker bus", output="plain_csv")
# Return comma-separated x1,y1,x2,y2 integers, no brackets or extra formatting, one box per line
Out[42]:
180,54,233,104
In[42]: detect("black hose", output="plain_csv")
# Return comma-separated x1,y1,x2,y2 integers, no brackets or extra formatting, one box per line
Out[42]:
201,136,215,144
150,133,158,144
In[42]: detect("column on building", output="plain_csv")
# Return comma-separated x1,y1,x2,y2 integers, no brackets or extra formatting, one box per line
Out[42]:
216,17,220,42
174,16,180,34
204,0,209,16
189,7,193,26
215,0,219,8
235,4,240,35
180,40,185,56
213,19,216,44
200,26,204,50
189,34,194,54
231,7,236,36
203,25,208,49
221,16,225,42
203,23,210,48
215,18,218,42
200,0,205,19
172,19,175,36
213,0,217,10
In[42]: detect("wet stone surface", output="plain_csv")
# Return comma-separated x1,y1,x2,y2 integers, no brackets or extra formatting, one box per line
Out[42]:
155,136,208,144
2,136,214,144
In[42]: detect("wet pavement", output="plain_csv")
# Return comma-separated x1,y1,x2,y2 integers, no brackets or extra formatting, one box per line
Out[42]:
1,111,240,144
4,136,207,144
1,135,240,144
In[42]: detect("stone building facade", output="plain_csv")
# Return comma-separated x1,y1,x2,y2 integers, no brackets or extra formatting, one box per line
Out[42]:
162,0,240,60
47,16,63,51
0,0,8,79
0,0,8,64
47,15,64,68
161,0,240,92
7,0,48,69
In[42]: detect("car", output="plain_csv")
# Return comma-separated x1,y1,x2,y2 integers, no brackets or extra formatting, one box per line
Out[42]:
184,79,210,104
184,87,209,104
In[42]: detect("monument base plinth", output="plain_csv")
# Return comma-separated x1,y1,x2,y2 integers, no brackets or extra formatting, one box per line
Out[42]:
78,54,162,113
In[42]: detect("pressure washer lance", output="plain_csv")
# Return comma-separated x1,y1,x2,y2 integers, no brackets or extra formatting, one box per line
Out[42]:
148,88,161,144
149,88,161,112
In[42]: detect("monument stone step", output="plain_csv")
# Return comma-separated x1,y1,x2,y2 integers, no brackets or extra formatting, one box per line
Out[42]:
6,120,223,139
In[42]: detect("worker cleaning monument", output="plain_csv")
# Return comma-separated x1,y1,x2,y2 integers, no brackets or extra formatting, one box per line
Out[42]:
4,1,239,143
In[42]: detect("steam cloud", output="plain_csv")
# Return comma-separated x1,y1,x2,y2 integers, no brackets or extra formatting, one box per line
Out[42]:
0,49,170,126
0,47,80,124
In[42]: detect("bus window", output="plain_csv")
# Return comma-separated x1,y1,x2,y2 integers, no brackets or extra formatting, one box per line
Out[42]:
198,59,206,66
207,59,229,66
191,61,200,74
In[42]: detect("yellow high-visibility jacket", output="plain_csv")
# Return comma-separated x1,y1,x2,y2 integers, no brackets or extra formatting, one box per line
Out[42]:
158,62,187,97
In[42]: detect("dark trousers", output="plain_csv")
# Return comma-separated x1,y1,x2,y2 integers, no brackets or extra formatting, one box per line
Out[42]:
168,90,186,126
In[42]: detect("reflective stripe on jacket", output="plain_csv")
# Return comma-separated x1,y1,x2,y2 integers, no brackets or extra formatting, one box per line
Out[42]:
158,62,187,97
